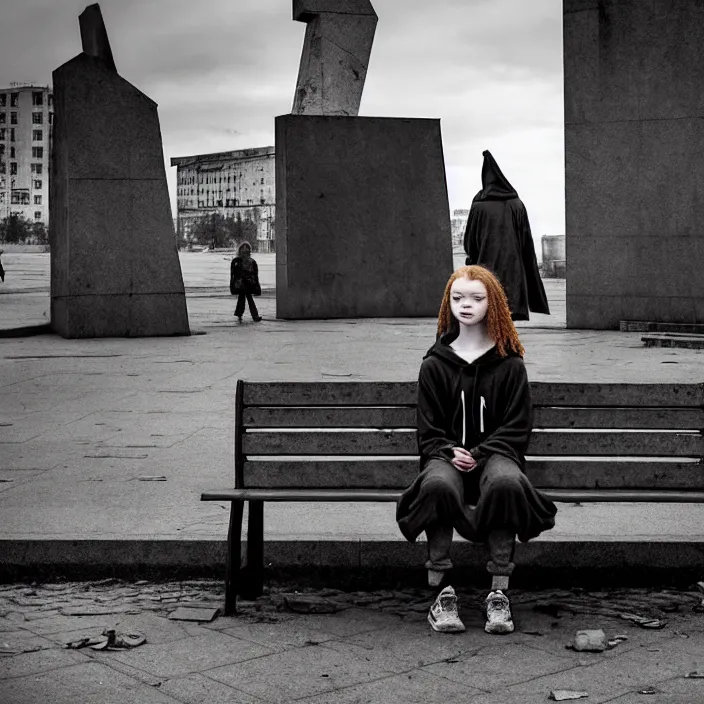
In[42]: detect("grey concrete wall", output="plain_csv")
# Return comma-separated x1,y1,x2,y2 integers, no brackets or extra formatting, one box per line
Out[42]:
50,54,190,338
275,115,453,319
564,0,704,328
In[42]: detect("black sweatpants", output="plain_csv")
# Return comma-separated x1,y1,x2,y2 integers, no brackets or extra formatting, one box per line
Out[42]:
235,292,259,319
396,453,557,576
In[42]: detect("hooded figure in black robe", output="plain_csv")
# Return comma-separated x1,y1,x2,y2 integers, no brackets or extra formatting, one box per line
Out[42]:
463,151,549,321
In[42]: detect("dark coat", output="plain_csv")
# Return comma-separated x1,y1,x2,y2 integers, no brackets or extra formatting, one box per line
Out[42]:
230,256,261,296
463,151,549,321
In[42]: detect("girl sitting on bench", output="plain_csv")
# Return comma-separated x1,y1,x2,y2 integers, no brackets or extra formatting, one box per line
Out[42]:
396,265,557,634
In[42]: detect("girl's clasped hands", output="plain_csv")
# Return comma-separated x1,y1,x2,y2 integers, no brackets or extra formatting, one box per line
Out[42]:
452,447,477,472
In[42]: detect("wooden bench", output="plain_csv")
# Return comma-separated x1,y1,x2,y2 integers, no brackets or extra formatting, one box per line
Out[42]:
202,380,704,614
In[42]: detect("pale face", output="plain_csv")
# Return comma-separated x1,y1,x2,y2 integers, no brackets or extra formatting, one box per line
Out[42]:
450,277,489,327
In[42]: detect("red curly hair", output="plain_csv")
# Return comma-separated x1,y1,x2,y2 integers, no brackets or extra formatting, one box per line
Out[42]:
436,265,525,358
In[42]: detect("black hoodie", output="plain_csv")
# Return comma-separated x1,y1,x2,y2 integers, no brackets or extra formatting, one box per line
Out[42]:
417,332,532,472
463,150,549,321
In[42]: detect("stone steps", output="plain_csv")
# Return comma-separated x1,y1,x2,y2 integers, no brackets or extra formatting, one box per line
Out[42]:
642,333,704,349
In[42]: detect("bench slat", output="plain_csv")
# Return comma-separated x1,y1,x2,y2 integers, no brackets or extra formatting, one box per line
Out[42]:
242,459,703,490
201,488,704,503
242,382,704,408
245,406,704,430
243,430,703,457
533,407,704,430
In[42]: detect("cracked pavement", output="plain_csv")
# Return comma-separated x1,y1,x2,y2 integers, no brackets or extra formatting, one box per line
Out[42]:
1,580,704,703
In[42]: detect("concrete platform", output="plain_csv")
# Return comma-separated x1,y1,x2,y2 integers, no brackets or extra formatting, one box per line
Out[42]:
1,251,703,582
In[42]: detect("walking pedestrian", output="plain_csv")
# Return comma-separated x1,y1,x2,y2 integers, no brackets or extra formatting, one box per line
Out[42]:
463,150,549,321
396,265,557,635
0,250,4,283
230,241,262,324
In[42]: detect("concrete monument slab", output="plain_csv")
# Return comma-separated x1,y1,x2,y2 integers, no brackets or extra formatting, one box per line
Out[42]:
275,115,453,319
292,0,377,116
50,4,189,338
564,0,704,328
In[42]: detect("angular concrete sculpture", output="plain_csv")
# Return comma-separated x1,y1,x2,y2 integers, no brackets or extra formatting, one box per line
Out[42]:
292,0,377,116
50,4,190,337
564,0,704,328
278,0,453,319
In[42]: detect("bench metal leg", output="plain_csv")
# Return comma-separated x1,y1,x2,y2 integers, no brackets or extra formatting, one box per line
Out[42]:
243,500,264,599
225,500,244,616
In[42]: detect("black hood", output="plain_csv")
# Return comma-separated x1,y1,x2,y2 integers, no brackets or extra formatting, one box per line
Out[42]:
472,150,518,202
425,332,517,367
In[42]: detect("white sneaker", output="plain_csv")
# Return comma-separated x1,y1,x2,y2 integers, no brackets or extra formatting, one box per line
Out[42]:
428,586,465,633
484,589,514,634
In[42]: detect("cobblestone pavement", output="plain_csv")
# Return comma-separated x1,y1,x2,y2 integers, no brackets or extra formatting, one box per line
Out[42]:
2,580,703,703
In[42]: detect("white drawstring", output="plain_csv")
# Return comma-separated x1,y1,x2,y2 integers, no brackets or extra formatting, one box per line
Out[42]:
461,390,466,447
480,395,486,433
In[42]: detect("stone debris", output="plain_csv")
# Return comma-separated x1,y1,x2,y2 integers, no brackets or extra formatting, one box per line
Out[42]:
66,628,146,651
282,594,341,614
694,581,704,612
168,606,220,622
570,629,606,652
606,634,628,648
618,613,667,629
549,690,589,701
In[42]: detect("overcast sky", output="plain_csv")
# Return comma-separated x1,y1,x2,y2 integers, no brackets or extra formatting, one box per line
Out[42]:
0,0,565,242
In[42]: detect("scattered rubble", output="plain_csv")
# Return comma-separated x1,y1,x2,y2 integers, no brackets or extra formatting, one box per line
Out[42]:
570,629,606,652
66,628,146,651
549,690,589,701
168,606,220,622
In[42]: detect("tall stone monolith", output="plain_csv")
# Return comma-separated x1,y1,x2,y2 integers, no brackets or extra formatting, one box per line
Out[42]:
50,4,190,338
564,0,704,328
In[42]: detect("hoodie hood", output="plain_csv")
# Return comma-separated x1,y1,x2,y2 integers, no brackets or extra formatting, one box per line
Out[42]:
472,150,518,202
424,332,516,367
237,241,252,256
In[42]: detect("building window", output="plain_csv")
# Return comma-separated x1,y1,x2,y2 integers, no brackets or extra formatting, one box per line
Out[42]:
10,112,17,125
11,190,29,205
10,128,15,142
32,112,43,124
32,147,43,158
10,162,17,175
0,128,5,140
48,112,53,125
33,129,42,141
10,93,18,107
33,179,42,189
34,195,42,205
0,94,6,107
0,162,5,175
32,91,43,106
48,94,53,107
31,163,42,174
0,113,5,125
34,211,42,220
10,147,15,158
261,178,264,184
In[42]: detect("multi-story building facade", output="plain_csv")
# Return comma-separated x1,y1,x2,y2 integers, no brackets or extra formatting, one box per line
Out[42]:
0,83,53,226
450,208,469,245
171,146,275,252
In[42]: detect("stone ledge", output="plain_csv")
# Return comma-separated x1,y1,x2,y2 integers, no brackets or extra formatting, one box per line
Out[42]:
2,539,702,588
